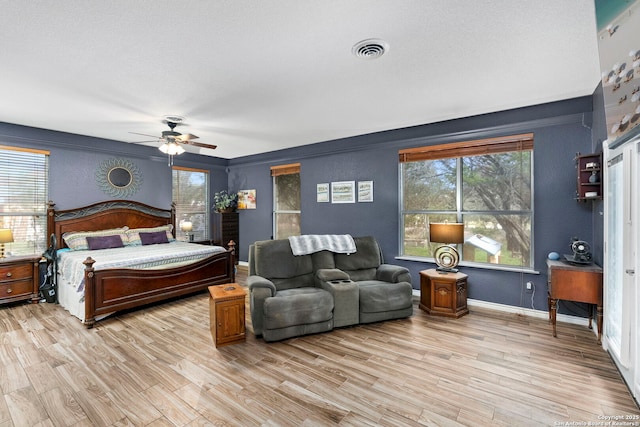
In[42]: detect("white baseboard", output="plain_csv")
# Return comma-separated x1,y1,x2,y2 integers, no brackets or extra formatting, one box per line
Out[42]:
466,298,589,326
411,289,596,334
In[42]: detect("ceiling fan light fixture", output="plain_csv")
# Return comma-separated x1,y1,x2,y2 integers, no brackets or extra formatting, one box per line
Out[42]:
158,141,185,156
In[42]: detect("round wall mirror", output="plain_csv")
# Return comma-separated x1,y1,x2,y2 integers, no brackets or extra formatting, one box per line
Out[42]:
108,167,133,188
96,158,143,198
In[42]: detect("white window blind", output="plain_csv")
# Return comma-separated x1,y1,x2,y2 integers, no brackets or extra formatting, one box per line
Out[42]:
172,166,209,241
0,145,49,256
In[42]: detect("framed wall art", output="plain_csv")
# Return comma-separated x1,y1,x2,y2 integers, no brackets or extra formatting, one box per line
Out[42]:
317,183,330,202
238,189,256,209
331,181,355,203
358,181,373,202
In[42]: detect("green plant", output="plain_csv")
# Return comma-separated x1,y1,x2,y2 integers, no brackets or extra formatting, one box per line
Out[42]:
213,190,238,212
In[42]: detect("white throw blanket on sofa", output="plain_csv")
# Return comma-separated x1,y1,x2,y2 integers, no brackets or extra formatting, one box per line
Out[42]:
288,234,356,256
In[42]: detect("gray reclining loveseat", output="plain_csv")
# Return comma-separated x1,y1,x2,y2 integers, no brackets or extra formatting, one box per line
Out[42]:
248,236,413,342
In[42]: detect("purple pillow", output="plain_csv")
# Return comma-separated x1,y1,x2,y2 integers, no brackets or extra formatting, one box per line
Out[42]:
86,235,124,250
139,231,169,245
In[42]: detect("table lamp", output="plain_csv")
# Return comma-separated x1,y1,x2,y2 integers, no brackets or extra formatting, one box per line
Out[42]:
180,221,194,242
0,229,14,258
429,222,464,273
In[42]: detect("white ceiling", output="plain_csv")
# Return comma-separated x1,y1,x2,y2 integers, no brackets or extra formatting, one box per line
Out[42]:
1,0,601,159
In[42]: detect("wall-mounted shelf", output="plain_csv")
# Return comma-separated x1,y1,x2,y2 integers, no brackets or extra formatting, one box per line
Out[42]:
575,152,602,202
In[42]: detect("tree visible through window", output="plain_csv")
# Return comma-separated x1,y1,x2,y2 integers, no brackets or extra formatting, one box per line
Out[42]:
272,163,300,239
172,167,209,242
0,145,49,256
399,134,534,269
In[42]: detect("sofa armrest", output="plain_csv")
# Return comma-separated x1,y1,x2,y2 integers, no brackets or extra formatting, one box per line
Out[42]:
376,264,412,285
247,276,276,337
247,275,277,295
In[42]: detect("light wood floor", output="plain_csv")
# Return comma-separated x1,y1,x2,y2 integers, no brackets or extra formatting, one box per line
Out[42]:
1,271,638,427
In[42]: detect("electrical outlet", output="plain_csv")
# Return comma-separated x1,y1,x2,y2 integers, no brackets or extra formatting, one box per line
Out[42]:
526,281,533,291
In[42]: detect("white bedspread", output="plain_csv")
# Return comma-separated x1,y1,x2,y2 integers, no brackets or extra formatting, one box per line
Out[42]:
56,242,226,321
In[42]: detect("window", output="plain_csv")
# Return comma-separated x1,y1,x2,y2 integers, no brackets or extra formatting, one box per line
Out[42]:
172,166,209,241
272,163,300,239
0,145,49,256
399,133,534,269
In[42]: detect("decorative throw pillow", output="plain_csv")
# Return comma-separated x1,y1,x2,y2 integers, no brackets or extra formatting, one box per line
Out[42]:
86,235,125,250
126,225,174,246
139,231,170,245
63,228,128,251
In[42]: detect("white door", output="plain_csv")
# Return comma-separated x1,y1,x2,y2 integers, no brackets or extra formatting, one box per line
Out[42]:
603,139,638,399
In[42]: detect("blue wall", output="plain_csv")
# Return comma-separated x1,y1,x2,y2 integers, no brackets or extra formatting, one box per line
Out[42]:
0,121,229,216
0,94,601,315
229,96,599,315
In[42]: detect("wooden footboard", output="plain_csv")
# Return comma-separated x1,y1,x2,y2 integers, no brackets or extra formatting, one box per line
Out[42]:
82,248,235,328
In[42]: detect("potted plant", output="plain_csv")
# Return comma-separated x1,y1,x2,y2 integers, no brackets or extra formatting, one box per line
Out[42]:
213,190,238,213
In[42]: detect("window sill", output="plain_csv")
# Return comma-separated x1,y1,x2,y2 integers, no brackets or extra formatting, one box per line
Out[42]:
395,256,540,275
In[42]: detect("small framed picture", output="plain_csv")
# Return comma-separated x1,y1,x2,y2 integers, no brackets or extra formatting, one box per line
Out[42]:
317,183,330,202
358,181,373,202
238,189,256,209
331,181,356,203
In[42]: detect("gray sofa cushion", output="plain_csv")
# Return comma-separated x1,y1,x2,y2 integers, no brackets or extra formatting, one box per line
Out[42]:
263,288,334,330
358,280,413,313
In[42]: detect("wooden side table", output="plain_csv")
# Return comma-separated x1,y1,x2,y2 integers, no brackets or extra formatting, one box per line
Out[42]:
208,283,246,347
419,269,469,318
0,255,41,305
546,259,603,343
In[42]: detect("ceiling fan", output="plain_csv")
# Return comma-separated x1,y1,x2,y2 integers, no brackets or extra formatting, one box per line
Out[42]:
129,116,217,165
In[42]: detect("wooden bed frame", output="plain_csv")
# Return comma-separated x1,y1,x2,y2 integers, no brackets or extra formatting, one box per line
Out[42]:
47,200,235,328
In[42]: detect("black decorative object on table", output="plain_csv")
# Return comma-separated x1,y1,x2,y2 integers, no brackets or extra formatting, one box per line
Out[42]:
563,237,592,265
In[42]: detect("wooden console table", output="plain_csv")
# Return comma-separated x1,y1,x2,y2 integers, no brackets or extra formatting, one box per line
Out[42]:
546,259,603,343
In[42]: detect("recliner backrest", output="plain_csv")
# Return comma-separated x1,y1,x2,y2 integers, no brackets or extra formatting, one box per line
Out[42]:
334,236,382,281
252,239,315,290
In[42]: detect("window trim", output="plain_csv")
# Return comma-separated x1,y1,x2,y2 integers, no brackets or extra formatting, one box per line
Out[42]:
271,163,301,176
399,134,535,271
0,145,50,256
271,163,301,239
399,133,534,162
172,166,210,241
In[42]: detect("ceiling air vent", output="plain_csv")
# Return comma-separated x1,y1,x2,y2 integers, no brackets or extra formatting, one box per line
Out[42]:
352,39,388,59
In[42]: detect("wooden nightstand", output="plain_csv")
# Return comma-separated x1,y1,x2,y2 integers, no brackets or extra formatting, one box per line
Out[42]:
419,269,469,318
208,283,246,347
0,255,41,305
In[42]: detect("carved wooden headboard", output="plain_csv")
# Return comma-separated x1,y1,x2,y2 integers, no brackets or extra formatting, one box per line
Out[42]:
47,200,176,249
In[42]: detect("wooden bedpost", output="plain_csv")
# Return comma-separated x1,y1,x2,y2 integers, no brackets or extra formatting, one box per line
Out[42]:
47,201,56,245
227,240,237,265
83,257,96,329
170,202,177,237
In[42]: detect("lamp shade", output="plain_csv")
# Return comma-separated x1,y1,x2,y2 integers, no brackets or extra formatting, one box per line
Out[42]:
180,221,193,232
0,229,14,244
429,223,464,244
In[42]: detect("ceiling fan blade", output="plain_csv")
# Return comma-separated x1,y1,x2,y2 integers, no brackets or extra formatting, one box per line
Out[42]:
175,133,199,142
182,140,217,150
129,131,160,139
